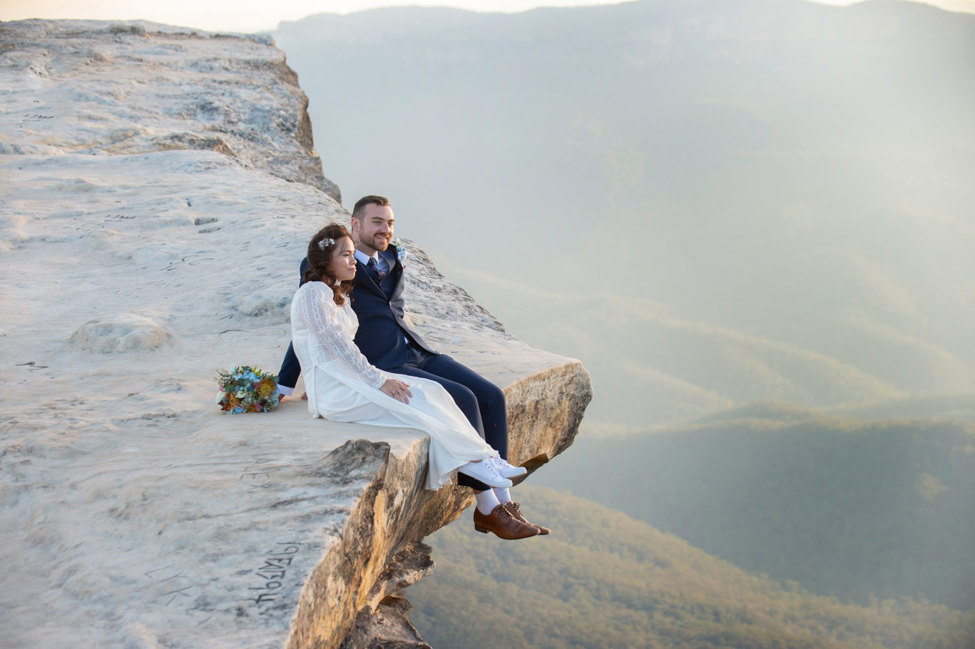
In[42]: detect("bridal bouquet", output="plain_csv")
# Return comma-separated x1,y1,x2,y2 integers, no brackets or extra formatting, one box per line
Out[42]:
215,365,281,413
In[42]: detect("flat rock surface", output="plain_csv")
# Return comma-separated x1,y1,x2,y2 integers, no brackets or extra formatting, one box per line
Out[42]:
0,19,338,199
1,20,589,649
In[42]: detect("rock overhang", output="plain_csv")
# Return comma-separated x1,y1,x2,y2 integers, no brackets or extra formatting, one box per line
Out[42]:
0,19,592,649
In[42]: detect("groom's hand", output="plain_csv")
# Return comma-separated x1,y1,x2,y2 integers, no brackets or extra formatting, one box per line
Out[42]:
381,379,413,404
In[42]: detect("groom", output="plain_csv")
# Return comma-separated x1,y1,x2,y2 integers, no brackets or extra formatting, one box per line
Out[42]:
277,195,548,540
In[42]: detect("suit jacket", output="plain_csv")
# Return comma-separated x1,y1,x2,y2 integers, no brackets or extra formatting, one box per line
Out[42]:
350,245,437,369
279,245,435,388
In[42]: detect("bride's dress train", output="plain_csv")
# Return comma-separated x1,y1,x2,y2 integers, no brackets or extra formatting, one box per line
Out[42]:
290,281,496,490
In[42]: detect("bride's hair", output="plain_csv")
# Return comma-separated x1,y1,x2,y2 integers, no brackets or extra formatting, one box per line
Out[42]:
304,223,355,305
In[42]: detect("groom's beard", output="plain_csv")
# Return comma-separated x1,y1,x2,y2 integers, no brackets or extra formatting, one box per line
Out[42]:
361,233,390,252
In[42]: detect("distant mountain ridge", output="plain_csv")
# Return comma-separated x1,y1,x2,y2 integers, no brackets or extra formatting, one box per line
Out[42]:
276,0,975,431
538,410,975,609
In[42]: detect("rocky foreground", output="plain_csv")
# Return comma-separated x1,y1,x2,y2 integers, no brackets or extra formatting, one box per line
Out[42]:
0,20,591,648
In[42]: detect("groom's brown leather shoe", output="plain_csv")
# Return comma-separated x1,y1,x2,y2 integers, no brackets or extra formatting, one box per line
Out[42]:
504,501,551,535
473,504,539,540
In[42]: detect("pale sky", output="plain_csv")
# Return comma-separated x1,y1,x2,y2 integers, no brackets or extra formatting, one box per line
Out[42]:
2,0,973,34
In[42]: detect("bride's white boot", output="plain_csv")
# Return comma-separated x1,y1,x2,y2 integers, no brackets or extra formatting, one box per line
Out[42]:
458,458,512,488
489,455,528,479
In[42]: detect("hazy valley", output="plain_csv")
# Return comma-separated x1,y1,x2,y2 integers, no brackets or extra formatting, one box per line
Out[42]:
411,485,975,649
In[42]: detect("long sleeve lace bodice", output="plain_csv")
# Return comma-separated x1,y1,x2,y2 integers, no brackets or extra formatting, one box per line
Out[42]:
291,282,387,389
289,280,495,490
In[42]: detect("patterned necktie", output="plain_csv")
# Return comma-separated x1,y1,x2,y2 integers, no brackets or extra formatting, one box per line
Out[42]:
367,256,386,282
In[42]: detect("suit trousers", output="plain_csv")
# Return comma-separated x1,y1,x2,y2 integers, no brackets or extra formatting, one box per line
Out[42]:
392,347,509,491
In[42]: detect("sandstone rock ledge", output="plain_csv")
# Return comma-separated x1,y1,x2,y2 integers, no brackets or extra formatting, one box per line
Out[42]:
286,354,591,649
0,19,592,649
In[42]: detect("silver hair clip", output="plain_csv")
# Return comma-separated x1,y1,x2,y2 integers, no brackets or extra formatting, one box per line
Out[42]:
317,237,335,250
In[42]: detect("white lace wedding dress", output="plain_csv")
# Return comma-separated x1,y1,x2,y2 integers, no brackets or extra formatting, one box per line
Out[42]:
290,281,495,489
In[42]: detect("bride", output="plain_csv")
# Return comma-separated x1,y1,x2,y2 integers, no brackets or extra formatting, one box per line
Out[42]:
290,223,517,493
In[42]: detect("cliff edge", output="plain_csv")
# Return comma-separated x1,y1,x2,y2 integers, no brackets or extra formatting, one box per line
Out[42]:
0,20,592,649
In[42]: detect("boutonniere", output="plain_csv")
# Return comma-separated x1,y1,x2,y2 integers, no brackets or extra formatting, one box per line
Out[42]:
392,237,408,265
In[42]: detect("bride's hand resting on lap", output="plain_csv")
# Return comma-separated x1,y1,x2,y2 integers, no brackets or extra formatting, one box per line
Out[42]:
381,379,413,404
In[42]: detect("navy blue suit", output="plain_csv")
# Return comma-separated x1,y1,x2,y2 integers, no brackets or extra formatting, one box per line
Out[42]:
279,245,508,490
